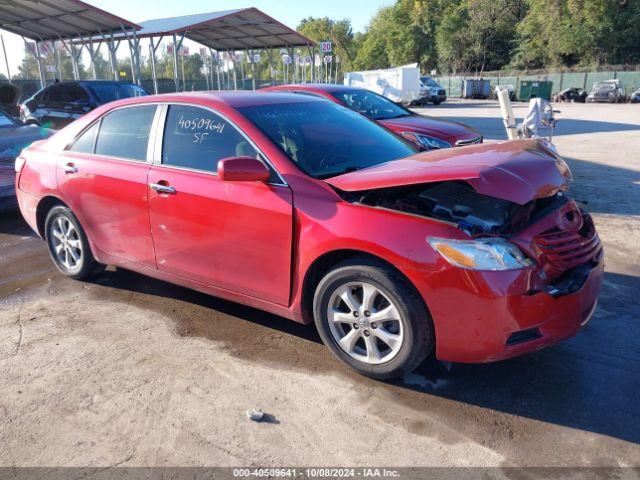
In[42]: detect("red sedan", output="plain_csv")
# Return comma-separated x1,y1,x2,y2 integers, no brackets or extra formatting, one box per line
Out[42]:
262,84,482,148
15,92,603,379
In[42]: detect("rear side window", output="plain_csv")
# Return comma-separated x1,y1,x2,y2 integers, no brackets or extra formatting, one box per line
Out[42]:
162,105,257,173
69,121,99,153
66,85,89,104
45,85,66,108
94,105,156,161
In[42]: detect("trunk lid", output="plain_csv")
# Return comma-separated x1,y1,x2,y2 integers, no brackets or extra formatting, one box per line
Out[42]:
325,139,570,205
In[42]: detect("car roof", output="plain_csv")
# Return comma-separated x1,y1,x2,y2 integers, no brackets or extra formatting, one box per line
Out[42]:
268,84,364,94
43,80,139,89
99,90,326,109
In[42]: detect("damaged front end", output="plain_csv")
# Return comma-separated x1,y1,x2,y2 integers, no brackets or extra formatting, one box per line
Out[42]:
326,139,602,295
342,180,568,236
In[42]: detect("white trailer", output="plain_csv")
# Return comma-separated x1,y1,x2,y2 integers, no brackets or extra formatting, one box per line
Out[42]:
343,64,420,104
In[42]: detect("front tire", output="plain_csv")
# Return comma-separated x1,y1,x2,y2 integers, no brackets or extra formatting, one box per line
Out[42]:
313,258,433,380
45,206,104,280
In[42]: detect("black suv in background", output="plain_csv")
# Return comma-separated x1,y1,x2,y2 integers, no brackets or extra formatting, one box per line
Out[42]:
20,80,148,130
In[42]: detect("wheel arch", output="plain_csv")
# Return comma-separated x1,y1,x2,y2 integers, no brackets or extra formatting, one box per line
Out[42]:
300,249,433,330
35,195,68,237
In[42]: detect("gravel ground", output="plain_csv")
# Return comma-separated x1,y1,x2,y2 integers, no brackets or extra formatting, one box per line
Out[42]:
0,99,638,468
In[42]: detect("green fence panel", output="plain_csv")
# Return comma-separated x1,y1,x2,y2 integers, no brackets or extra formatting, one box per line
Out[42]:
585,71,615,92
562,72,587,90
615,71,640,94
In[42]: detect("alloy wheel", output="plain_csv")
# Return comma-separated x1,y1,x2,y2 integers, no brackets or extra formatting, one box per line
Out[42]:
50,216,83,270
327,282,404,365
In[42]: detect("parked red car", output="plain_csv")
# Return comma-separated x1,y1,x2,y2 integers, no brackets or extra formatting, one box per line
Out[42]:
15,92,603,379
262,84,482,148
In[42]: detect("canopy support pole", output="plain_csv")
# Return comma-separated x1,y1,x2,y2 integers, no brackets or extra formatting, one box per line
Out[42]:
172,33,185,92
307,44,314,83
250,51,256,90
209,49,220,90
104,34,120,81
54,40,62,80
149,36,164,94
229,51,237,90
239,51,245,90
35,42,46,88
1,35,10,83
84,38,101,80
266,48,275,86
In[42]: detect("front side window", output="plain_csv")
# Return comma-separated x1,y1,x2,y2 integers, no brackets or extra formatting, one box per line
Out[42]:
162,105,257,173
239,100,418,179
69,121,100,153
0,111,17,127
94,105,156,160
333,89,412,121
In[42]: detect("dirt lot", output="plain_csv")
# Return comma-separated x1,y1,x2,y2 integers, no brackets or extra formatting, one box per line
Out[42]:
1,100,639,467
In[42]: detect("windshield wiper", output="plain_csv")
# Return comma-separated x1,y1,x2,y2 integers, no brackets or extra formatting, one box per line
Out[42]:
391,112,413,119
317,166,360,179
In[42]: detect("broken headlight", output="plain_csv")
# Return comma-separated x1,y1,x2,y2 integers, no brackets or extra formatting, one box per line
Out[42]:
428,237,534,270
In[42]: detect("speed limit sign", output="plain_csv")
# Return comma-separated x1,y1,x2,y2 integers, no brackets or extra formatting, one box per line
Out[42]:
320,41,332,53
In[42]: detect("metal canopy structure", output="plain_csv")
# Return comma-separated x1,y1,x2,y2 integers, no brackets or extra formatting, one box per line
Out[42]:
94,7,316,92
0,0,140,87
130,8,313,50
0,2,317,93
0,0,139,41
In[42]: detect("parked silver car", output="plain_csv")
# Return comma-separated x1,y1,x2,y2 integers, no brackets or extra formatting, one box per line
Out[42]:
586,79,624,103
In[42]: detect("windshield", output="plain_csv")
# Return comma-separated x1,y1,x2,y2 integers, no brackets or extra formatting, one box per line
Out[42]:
421,77,439,88
332,89,411,121
0,111,16,127
86,83,148,104
239,100,418,179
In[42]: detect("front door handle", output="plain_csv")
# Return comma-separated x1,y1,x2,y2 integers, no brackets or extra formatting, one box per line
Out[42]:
63,163,78,174
149,182,176,194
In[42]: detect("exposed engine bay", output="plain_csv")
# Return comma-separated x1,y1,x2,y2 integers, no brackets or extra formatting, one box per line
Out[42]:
342,181,568,235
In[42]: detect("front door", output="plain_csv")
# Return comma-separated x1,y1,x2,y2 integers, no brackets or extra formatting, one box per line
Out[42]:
147,104,293,306
58,104,158,267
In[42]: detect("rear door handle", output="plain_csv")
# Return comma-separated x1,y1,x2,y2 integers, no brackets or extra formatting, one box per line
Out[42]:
63,163,78,174
149,182,176,194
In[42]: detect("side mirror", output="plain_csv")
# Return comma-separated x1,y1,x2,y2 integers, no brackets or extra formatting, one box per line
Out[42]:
218,156,270,182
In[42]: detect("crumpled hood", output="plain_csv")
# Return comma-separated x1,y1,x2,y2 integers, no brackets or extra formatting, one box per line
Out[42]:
379,114,479,142
325,139,571,205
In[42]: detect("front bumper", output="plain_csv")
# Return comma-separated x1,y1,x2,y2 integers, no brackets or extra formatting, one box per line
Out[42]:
416,252,604,364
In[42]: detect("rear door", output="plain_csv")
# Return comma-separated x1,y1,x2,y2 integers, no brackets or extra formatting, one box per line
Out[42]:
41,84,70,129
58,104,158,267
147,104,293,306
64,84,93,124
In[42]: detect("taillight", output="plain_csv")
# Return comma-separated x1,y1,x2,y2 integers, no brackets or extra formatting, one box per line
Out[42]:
15,155,27,173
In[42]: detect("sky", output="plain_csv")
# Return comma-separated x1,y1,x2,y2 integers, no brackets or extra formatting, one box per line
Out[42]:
0,0,395,78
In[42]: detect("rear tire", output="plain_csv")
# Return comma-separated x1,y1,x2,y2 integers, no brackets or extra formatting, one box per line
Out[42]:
313,257,433,380
44,206,104,280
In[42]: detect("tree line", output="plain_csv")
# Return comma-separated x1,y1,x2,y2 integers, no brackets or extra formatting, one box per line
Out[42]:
298,0,640,75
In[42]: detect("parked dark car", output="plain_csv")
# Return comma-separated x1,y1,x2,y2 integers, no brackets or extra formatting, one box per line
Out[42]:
555,87,587,103
586,80,624,103
0,109,52,210
20,80,148,130
631,89,640,103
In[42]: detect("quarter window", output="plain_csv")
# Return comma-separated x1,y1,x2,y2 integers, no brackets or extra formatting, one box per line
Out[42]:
69,121,99,154
94,105,156,161
162,105,257,173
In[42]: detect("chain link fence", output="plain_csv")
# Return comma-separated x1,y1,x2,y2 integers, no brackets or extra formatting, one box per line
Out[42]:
438,68,640,99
